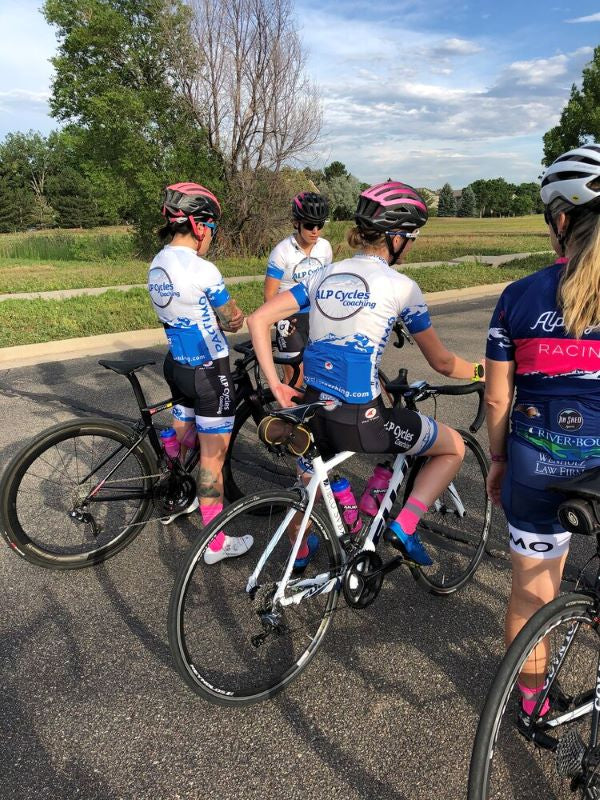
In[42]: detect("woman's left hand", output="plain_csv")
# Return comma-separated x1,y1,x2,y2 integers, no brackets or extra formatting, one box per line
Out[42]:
486,461,507,507
272,382,304,408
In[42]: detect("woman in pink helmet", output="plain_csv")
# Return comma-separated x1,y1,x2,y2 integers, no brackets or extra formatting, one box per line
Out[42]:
148,182,252,564
249,181,483,568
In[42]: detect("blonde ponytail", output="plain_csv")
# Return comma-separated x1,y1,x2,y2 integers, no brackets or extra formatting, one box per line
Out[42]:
346,225,386,250
558,212,600,338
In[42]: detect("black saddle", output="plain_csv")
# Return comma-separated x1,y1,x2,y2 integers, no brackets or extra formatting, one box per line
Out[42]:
98,359,156,376
271,400,334,425
548,467,600,502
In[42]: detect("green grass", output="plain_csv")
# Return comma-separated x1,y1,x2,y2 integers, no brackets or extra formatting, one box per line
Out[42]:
1,254,556,347
0,216,552,294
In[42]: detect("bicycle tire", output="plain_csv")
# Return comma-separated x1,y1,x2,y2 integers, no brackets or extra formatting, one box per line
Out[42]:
404,429,491,595
0,417,156,569
168,489,343,705
222,400,297,503
468,592,599,800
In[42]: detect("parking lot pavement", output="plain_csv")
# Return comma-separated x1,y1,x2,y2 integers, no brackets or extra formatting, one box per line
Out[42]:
1,297,593,800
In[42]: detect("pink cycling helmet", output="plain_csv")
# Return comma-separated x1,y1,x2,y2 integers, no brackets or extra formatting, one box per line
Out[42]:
355,181,428,232
162,182,221,225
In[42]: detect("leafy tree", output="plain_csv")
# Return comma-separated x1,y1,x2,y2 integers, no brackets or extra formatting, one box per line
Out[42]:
319,172,362,220
437,183,456,217
457,186,476,217
43,0,222,252
302,167,325,189
0,132,57,229
543,45,600,166
323,161,348,182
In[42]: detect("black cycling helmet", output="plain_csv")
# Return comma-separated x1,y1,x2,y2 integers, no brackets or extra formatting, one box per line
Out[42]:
292,192,329,225
355,181,428,232
162,182,221,225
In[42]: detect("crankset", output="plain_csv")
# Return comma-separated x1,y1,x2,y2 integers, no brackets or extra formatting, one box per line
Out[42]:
342,551,384,609
157,472,197,516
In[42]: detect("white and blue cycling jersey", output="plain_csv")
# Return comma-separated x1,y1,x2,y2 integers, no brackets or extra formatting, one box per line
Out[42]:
148,245,230,366
289,254,432,403
265,235,333,296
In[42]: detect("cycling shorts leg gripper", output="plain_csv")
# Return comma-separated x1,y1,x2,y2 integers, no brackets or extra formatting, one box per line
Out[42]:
508,524,571,560
172,404,195,423
195,415,235,435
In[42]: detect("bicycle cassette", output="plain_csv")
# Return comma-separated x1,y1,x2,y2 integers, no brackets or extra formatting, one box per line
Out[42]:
342,551,384,609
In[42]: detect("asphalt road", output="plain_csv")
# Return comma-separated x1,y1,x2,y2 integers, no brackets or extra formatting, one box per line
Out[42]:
0,297,594,800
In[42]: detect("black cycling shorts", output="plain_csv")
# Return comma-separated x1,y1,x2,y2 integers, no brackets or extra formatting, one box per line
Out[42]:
301,386,437,460
275,312,309,359
164,352,236,434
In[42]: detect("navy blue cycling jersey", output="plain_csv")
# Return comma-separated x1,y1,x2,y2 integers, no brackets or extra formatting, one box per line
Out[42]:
487,259,600,532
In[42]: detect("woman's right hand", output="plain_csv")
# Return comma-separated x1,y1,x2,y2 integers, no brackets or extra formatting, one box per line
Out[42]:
486,461,507,507
272,382,304,408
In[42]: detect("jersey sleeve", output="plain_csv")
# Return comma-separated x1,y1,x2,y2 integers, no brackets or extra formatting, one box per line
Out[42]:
198,262,231,308
291,267,321,311
324,241,333,265
398,279,431,334
265,245,285,281
486,289,515,361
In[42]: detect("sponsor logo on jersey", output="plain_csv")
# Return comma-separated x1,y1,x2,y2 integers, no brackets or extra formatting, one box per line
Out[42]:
324,361,333,370
292,256,324,283
148,267,180,308
315,273,375,319
558,409,583,432
365,407,377,420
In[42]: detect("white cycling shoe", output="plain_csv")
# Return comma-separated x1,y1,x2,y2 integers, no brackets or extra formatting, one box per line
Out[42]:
203,534,254,565
160,497,199,525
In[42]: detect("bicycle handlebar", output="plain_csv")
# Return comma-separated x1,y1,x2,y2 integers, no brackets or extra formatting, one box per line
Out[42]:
383,377,486,434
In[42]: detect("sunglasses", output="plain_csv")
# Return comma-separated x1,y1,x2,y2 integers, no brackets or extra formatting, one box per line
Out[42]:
386,229,420,240
301,221,325,231
204,221,218,234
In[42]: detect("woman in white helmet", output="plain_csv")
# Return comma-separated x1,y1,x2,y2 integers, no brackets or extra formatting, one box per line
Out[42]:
485,144,600,726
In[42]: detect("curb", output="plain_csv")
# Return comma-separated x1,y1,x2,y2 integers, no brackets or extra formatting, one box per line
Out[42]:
0,281,510,370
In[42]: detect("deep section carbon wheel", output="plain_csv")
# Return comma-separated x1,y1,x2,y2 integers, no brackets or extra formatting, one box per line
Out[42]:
0,418,156,568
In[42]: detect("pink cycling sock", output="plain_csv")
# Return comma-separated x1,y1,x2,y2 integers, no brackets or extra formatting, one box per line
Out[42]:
202,503,225,552
395,496,428,535
518,681,550,716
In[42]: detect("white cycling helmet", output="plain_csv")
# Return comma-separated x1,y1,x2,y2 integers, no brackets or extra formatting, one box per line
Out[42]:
540,144,600,208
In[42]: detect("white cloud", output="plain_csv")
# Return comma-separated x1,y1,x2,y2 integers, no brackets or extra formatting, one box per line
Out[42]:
0,90,50,114
430,37,483,57
566,12,600,23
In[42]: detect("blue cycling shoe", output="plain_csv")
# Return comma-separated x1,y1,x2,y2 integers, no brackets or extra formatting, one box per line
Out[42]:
293,533,320,572
384,520,433,567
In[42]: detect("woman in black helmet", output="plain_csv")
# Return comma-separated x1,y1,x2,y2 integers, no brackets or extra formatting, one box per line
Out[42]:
263,192,333,386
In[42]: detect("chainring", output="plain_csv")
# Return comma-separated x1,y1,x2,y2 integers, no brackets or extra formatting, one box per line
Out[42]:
157,472,197,515
342,551,384,609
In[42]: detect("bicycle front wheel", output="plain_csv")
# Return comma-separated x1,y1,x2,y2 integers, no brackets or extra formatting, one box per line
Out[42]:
0,417,156,569
168,490,343,705
404,429,491,595
223,400,297,503
468,592,600,800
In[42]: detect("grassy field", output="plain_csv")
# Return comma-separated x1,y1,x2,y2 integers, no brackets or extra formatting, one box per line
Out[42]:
0,216,550,294
0,254,554,348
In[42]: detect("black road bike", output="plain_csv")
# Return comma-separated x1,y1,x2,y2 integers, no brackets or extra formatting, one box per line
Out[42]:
0,343,299,569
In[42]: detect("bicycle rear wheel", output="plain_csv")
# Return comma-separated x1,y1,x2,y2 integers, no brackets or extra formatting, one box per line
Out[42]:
0,418,156,569
404,430,491,595
468,592,600,800
223,400,297,503
168,490,343,705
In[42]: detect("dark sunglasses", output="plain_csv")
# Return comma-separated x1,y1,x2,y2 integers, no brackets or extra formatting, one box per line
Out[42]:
301,221,325,231
204,221,218,235
386,229,420,240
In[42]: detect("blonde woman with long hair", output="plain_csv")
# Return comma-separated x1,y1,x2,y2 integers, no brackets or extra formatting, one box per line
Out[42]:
485,144,600,726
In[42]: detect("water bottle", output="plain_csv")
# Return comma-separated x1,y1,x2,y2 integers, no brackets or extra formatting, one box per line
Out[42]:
359,462,393,516
330,475,362,535
160,428,180,462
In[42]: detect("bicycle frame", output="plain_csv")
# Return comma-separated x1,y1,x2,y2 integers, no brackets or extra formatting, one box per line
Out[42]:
245,446,467,609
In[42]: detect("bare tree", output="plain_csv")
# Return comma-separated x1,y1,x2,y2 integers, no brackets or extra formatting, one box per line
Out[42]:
185,0,321,178
178,0,321,252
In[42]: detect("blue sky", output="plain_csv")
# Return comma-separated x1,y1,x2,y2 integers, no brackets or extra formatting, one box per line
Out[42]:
1,0,599,188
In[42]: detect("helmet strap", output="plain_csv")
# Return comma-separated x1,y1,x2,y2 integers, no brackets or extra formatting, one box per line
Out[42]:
386,234,408,267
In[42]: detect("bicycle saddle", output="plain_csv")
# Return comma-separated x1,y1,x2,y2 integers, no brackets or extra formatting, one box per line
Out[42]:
548,467,600,502
98,359,156,375
270,400,334,425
